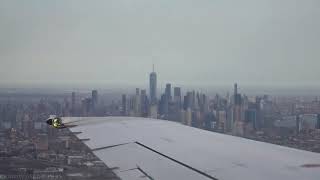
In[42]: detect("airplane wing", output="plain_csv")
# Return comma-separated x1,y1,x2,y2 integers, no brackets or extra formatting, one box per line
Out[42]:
59,116,320,180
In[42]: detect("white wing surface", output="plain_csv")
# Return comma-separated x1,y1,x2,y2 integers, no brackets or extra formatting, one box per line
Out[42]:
61,116,320,180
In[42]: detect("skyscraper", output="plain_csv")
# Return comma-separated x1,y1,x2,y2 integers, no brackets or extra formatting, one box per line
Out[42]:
82,98,92,116
234,83,238,100
232,83,244,136
149,104,158,119
122,94,127,116
185,108,192,126
245,109,257,129
174,87,182,109
233,83,241,114
71,92,76,116
134,88,141,116
226,106,233,132
296,115,301,134
92,90,98,111
149,65,157,104
217,110,227,132
184,92,193,110
160,94,168,116
174,87,181,97
140,89,148,117
165,83,172,101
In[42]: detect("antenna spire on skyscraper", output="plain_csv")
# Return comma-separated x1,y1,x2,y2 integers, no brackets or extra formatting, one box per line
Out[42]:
150,63,157,104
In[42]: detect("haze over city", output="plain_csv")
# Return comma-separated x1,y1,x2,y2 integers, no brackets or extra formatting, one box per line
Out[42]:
1,0,320,88
1,1,320,180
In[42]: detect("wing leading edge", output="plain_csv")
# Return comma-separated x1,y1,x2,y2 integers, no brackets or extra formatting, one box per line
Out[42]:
60,116,320,180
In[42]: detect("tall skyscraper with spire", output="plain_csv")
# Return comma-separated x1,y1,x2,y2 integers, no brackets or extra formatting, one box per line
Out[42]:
232,83,244,135
149,64,157,104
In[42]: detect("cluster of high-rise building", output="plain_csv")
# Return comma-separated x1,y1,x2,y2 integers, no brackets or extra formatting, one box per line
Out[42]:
0,67,320,153
0,72,319,158
77,90,99,116
119,68,299,136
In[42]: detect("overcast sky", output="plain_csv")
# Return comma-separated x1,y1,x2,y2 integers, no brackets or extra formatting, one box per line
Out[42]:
1,0,320,87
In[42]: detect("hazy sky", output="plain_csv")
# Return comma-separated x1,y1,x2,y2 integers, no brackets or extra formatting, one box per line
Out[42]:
1,0,320,87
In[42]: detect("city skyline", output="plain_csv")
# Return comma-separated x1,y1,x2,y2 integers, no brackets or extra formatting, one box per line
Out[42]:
1,1,320,179
1,65,320,179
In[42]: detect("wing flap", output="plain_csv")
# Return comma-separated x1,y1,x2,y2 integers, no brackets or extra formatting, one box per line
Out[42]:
94,142,213,180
